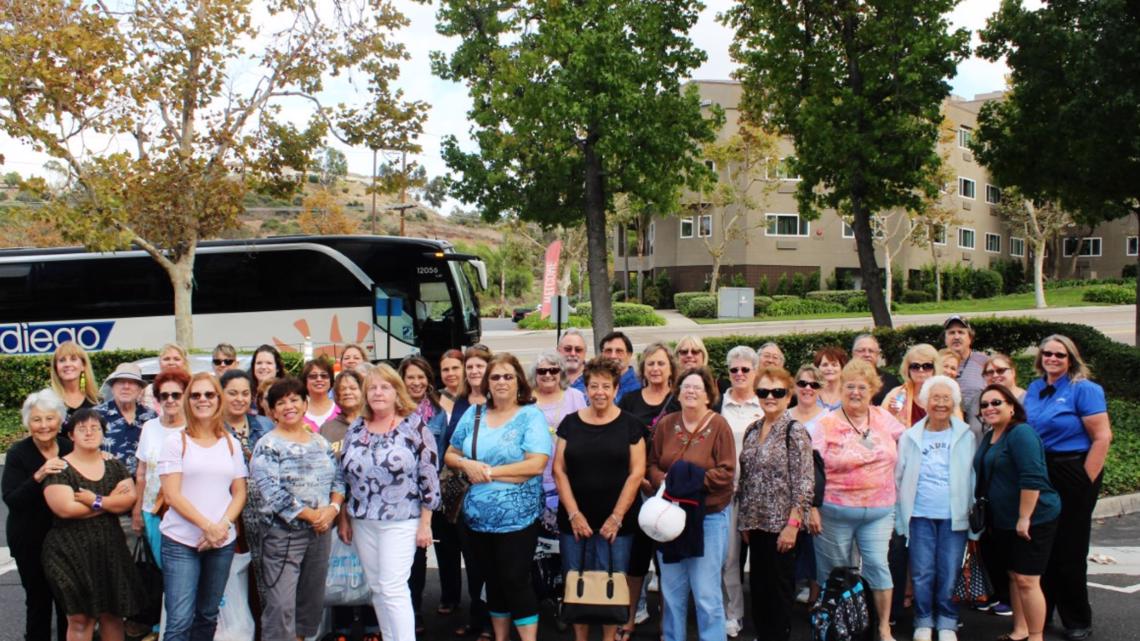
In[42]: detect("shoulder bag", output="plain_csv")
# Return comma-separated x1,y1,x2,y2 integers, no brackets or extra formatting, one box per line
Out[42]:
560,538,631,625
440,405,482,524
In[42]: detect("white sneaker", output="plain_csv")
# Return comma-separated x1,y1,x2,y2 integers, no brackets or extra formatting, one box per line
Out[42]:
795,586,810,604
912,627,933,641
937,631,958,641
634,607,650,624
725,619,742,638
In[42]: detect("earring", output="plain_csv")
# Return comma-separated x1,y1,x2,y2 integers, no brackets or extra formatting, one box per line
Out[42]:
79,372,86,388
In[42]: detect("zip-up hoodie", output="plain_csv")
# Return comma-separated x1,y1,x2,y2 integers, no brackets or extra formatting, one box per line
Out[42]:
895,415,977,538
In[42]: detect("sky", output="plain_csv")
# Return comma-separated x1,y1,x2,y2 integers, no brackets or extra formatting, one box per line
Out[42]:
2,0,1011,212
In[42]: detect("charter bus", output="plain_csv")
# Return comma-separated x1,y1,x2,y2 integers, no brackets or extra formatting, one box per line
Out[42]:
0,235,486,364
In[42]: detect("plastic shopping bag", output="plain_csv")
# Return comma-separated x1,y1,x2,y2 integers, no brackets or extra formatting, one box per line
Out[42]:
214,552,255,641
325,537,371,607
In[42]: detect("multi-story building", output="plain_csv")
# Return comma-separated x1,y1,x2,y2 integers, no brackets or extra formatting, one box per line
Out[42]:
615,80,1136,294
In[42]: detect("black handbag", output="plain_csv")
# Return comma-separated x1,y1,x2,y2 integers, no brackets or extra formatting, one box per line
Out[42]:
132,538,164,626
970,428,1001,535
560,539,631,625
439,405,482,524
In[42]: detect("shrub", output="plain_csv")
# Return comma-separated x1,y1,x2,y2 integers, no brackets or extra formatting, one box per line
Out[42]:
805,290,866,305
641,285,661,309
843,295,870,312
480,304,504,318
683,295,717,318
1083,284,1136,305
652,272,674,309
991,259,1028,294
753,295,774,315
673,291,707,315
766,299,844,316
791,272,807,297
757,275,770,295
771,294,800,301
611,302,665,327
1124,264,1137,279
967,269,1004,299
612,290,627,302
517,313,590,330
900,289,934,303
775,273,790,295
807,271,822,293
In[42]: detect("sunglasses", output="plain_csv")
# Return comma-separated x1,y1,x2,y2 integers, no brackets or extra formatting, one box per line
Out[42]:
756,388,788,399
212,358,235,366
1040,350,1068,359
158,391,184,402
307,372,331,380
561,346,586,354
535,367,561,376
488,373,516,382
677,348,701,356
908,362,935,372
729,366,752,375
982,366,1010,377
796,380,822,390
978,399,1005,409
189,391,218,401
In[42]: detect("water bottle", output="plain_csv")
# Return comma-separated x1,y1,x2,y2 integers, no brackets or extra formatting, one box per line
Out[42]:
891,389,906,413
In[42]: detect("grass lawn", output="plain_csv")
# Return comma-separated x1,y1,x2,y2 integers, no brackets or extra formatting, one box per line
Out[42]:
693,285,1106,324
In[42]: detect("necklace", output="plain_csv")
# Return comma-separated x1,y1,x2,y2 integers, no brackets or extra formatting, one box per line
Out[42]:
841,408,876,449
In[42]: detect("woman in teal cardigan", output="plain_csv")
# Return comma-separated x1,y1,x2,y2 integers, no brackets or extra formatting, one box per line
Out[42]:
974,383,1060,641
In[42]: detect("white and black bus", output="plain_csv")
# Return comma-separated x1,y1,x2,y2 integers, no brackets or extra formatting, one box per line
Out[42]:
0,235,486,363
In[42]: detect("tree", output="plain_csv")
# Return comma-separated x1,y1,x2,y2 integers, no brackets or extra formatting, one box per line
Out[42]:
433,0,720,345
297,189,358,235
993,189,1073,308
2,171,19,188
725,0,970,327
972,0,1139,338
0,0,422,347
319,148,348,188
419,176,449,209
906,118,964,303
687,124,777,293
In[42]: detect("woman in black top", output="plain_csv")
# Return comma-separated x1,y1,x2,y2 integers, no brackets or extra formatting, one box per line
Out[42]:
49,341,100,435
2,389,74,641
554,357,647,641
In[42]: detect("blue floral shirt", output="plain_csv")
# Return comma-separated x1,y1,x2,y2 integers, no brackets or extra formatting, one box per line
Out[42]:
341,414,441,522
250,431,345,530
449,404,552,533
97,399,158,476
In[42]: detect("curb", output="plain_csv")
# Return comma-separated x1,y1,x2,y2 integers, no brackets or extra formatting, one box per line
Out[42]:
1094,492,1140,519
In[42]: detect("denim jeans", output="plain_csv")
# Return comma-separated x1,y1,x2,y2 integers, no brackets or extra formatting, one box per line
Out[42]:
161,536,236,641
814,503,894,589
909,517,967,630
657,510,728,641
560,533,633,573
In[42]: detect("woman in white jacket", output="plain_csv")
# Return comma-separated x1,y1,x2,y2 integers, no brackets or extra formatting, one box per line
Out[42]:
895,376,977,641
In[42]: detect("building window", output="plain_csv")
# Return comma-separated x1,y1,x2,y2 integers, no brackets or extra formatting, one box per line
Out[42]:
698,214,712,238
704,160,716,173
986,184,1001,205
842,217,885,239
958,227,976,250
679,217,693,239
1062,237,1103,257
1128,236,1138,257
958,126,972,148
958,177,976,200
1010,237,1025,257
767,157,801,181
766,213,810,237
985,232,1001,253
647,221,655,255
933,224,947,246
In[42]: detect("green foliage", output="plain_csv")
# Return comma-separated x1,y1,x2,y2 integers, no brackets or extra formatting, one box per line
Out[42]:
680,295,718,319
518,313,591,330
673,292,706,315
755,275,769,296
991,259,1029,294
805,290,867,305
1082,285,1136,305
1124,265,1137,279
770,294,799,302
651,272,674,310
753,295,774,315
790,272,807,297
775,273,789,295
1103,398,1140,497
967,269,1004,299
900,289,934,303
3,171,21,187
0,349,157,410
911,265,1005,300
570,302,664,327
0,408,23,452
641,285,662,309
767,299,844,316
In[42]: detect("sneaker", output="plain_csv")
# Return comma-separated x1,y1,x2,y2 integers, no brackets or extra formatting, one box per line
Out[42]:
912,627,933,641
634,607,650,625
796,586,811,604
725,619,742,638
972,601,994,612
991,602,1013,617
937,631,958,641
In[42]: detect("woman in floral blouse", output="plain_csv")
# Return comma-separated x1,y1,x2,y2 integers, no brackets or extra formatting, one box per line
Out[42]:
338,364,440,641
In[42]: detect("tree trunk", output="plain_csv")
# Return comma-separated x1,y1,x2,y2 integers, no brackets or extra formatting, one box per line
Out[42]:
165,253,196,349
883,244,894,312
930,240,942,303
1032,239,1048,308
1134,211,1139,346
584,140,614,349
621,223,630,300
499,268,506,318
708,257,721,294
851,201,892,327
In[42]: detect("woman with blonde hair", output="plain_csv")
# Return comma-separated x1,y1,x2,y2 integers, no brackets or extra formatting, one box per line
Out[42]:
881,343,941,426
937,348,960,380
140,343,192,414
673,335,709,371
50,341,100,432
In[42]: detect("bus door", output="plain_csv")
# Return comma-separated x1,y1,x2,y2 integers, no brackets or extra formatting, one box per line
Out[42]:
372,285,416,361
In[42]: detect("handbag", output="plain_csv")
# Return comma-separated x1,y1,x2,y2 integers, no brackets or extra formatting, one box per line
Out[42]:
638,483,686,542
970,428,1000,535
952,540,994,604
560,538,631,625
439,405,482,524
131,539,164,626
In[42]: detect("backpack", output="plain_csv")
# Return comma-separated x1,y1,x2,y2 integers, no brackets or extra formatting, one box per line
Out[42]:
810,567,871,641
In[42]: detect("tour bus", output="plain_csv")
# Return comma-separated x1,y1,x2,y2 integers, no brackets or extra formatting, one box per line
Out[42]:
0,235,486,364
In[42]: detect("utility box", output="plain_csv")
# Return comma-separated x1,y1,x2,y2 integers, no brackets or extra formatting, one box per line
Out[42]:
718,287,754,319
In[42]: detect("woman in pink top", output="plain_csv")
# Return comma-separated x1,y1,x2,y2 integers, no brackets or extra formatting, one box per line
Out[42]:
811,359,905,641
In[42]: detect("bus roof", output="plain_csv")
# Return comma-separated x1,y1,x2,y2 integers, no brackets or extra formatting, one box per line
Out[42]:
0,234,455,259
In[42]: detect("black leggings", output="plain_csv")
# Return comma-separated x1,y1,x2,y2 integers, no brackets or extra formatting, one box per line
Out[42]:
464,522,540,625
748,530,796,641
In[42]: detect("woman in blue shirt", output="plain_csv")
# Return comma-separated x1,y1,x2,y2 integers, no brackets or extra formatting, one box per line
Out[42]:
975,384,1060,641
1022,335,1112,641
443,353,551,641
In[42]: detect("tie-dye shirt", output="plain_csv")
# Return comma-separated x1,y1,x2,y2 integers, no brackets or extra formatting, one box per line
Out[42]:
250,431,345,530
811,406,905,508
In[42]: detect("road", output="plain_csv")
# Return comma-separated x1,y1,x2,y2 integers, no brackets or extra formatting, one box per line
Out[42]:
482,304,1137,362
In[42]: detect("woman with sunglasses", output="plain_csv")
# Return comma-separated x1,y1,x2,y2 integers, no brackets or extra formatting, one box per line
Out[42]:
134,369,191,560
787,364,826,603
673,335,709,371
813,346,849,412
302,359,339,430
881,344,941,426
812,359,904,641
531,350,588,519
975,384,1060,641
443,354,551,641
737,366,814,641
158,373,249,641
211,343,240,377
1022,336,1112,641
717,346,764,638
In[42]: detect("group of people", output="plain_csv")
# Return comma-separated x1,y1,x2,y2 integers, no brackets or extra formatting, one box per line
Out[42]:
1,315,1112,641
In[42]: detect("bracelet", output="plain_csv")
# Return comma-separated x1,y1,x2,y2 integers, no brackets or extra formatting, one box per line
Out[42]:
568,511,581,523
607,514,622,526
330,503,341,514
787,517,802,529
92,495,103,511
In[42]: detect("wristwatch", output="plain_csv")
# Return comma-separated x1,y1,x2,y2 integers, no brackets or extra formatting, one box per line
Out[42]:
92,495,104,511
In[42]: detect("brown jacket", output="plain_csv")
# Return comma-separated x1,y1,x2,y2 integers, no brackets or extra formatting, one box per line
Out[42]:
648,411,736,513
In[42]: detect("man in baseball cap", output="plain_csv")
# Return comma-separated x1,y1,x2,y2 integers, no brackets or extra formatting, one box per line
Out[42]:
943,315,988,406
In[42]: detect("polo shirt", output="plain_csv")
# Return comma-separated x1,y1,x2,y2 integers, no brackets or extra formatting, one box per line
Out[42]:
955,349,990,405
1023,375,1106,453
573,366,641,404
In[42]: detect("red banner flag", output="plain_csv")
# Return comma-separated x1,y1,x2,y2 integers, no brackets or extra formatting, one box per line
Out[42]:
539,240,563,319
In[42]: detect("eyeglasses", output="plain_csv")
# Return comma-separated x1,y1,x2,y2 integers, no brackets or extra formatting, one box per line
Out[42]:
677,348,701,356
73,424,101,434
756,388,788,399
796,380,822,390
212,358,235,366
679,383,705,392
982,366,1010,377
1040,350,1068,360
488,373,516,382
854,347,880,356
729,366,752,375
307,372,331,380
189,391,218,401
561,346,586,354
978,399,1005,409
908,362,935,372
158,391,184,402
535,367,561,376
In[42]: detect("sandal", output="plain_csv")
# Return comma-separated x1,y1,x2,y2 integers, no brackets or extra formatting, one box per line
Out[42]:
615,626,634,641
438,603,458,615
453,625,478,637
476,633,493,641
996,635,1028,641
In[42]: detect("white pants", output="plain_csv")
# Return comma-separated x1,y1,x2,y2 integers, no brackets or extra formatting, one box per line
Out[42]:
352,518,419,641
722,503,745,624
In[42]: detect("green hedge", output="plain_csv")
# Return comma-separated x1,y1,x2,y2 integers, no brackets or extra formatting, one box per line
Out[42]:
673,291,707,315
685,295,718,319
1104,398,1140,496
572,302,666,327
767,299,845,316
1083,284,1136,305
754,295,774,315
805,290,867,305
900,289,934,303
